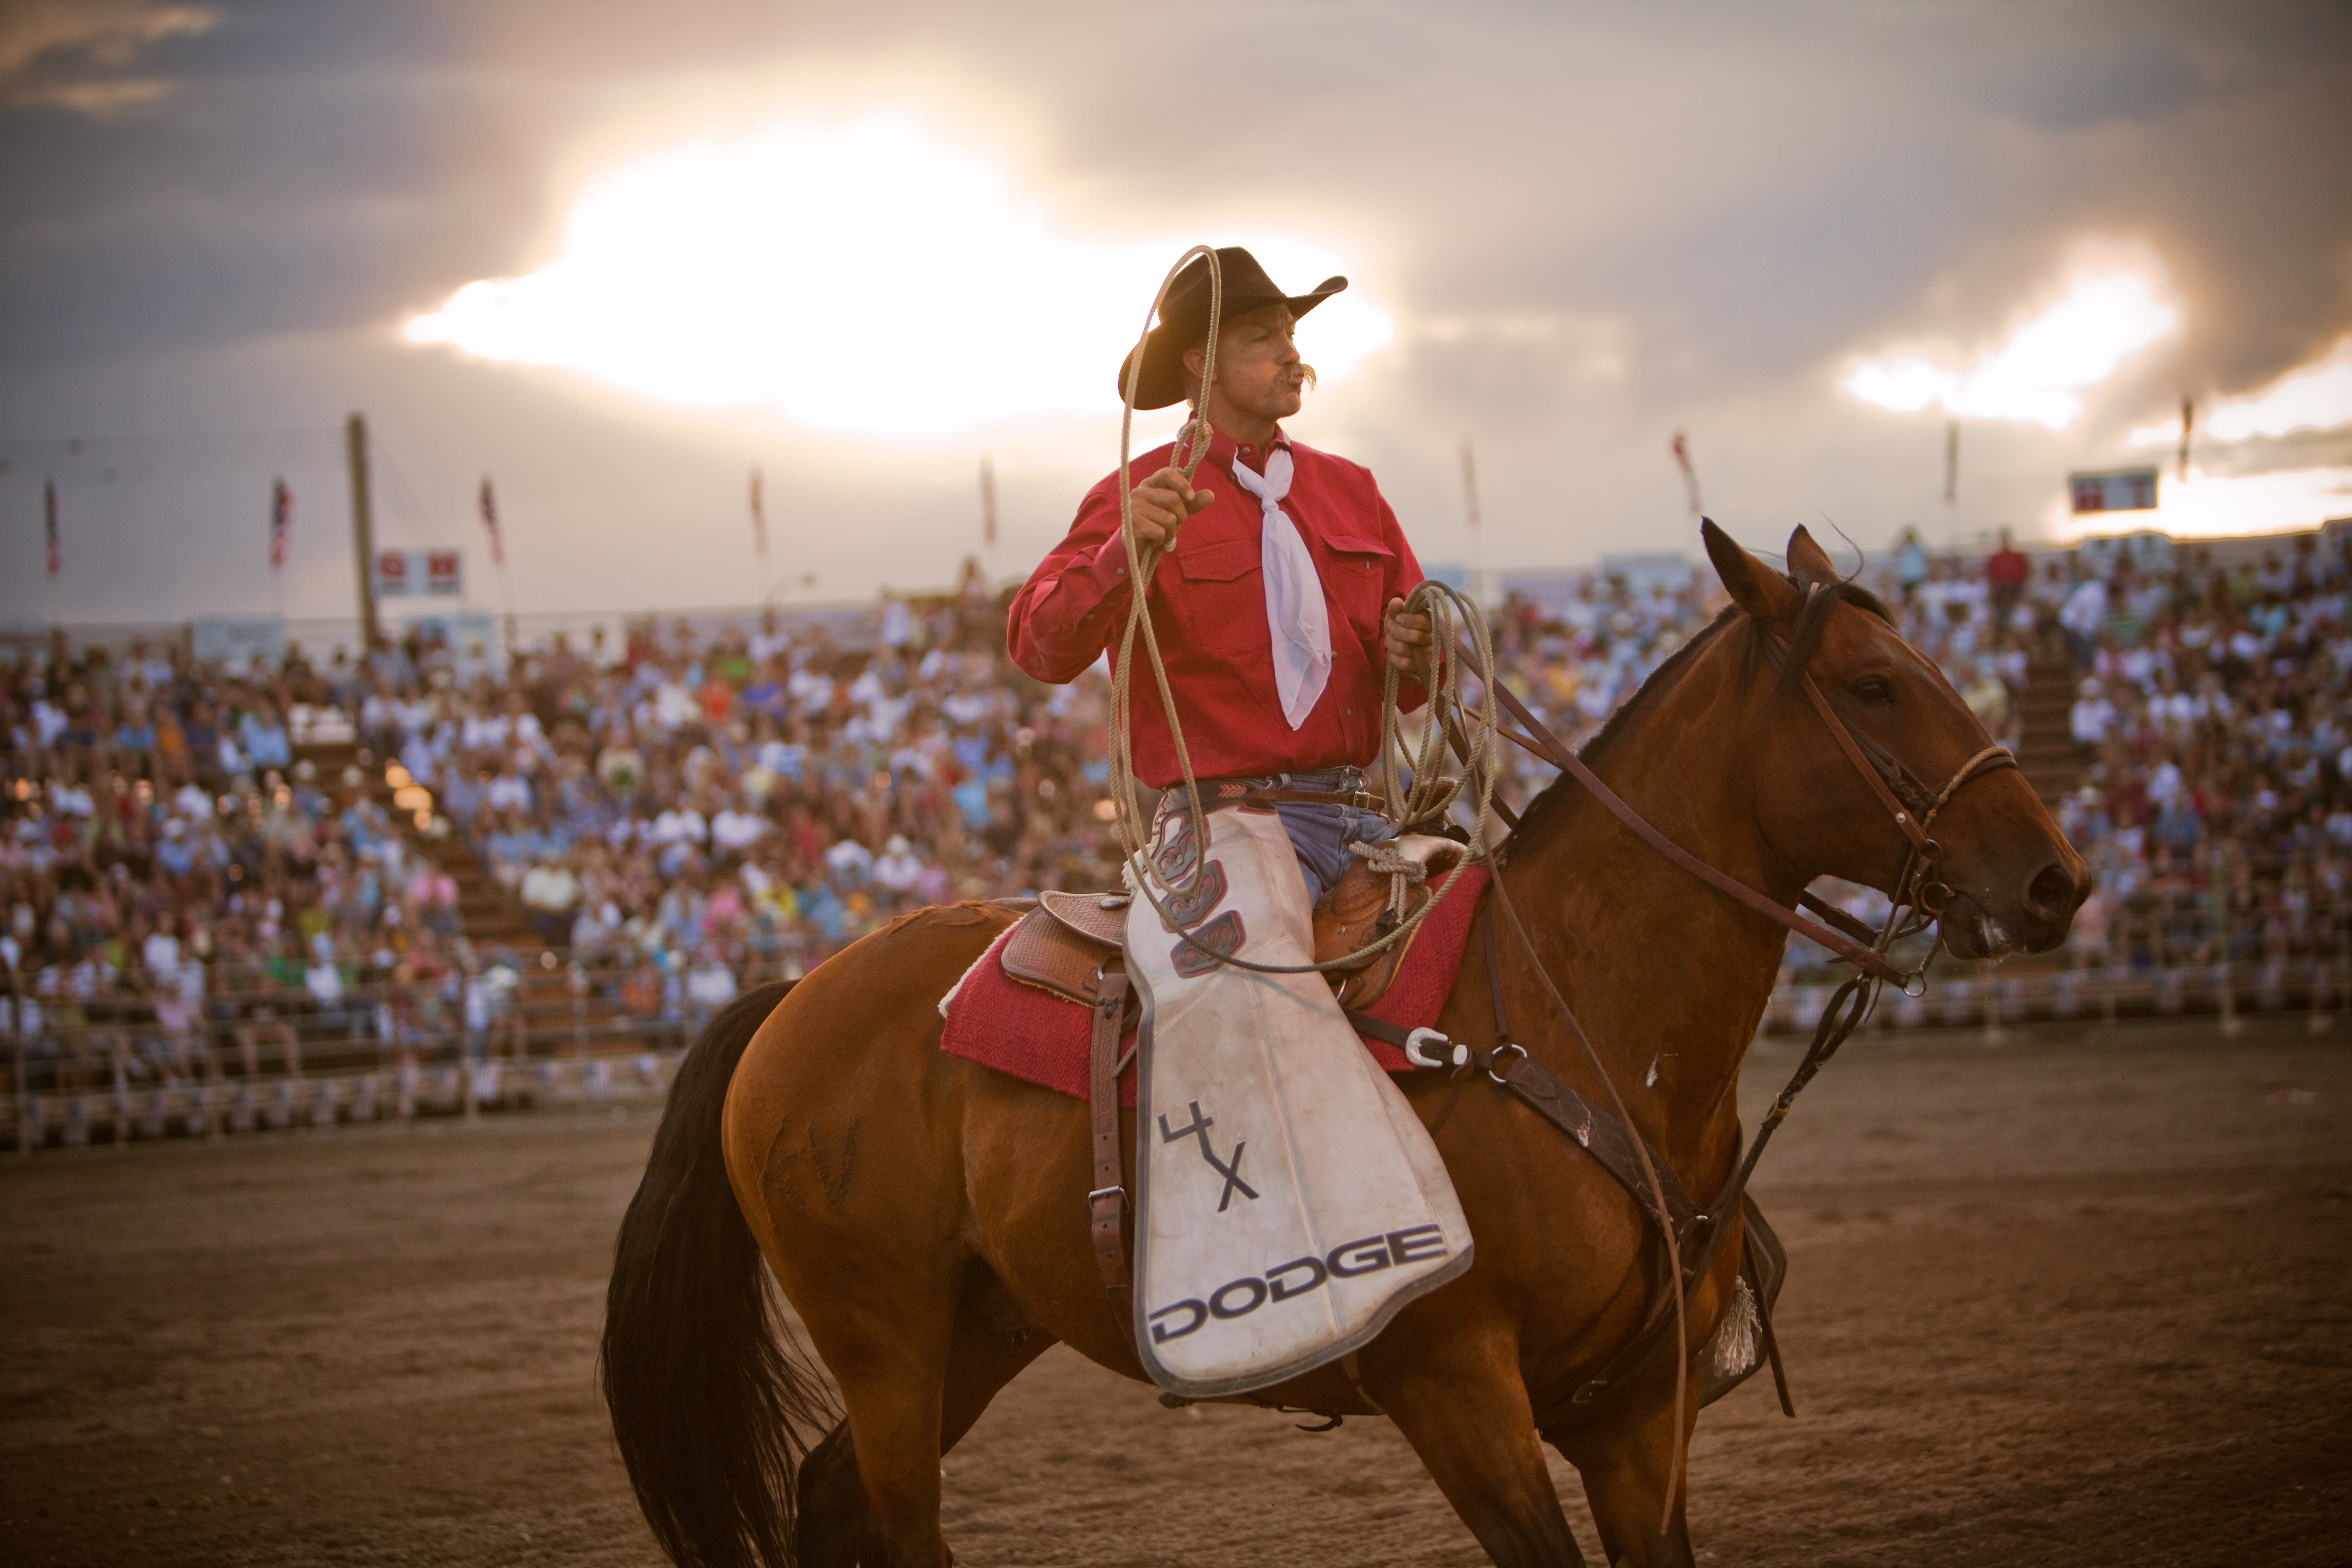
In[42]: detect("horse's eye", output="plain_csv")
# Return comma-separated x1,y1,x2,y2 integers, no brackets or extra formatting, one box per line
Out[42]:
1853,675,1895,704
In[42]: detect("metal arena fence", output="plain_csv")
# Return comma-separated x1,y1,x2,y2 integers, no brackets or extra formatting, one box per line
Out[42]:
0,956,751,1155
8,932,2351,1155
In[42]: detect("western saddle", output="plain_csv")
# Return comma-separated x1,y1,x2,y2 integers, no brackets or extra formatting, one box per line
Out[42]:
999,832,1465,1011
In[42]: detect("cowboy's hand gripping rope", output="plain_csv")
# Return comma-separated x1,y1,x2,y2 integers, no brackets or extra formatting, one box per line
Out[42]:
1107,246,1500,975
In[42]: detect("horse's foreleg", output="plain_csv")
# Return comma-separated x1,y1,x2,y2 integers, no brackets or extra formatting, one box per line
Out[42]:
1372,1332,1588,1567
1553,1393,1697,1568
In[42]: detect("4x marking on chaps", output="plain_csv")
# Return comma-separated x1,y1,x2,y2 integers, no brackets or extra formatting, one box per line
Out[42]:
1125,805,1473,1399
1158,1100,1259,1212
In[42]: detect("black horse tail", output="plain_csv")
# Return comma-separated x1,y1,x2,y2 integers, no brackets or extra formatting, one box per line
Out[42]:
601,980,838,1568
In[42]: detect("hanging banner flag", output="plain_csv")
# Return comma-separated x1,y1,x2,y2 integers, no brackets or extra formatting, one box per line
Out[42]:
1460,437,1483,530
477,477,504,566
2178,394,2194,481
1943,419,1959,505
1670,430,1702,517
978,454,997,546
374,548,464,597
2068,467,2159,514
270,477,292,569
44,476,59,578
750,466,767,557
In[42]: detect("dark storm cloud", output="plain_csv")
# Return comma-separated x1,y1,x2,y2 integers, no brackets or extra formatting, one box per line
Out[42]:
0,3,525,366
8,0,2348,389
1,0,2347,617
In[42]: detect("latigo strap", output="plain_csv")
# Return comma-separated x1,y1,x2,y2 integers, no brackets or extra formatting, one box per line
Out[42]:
1087,967,1133,1318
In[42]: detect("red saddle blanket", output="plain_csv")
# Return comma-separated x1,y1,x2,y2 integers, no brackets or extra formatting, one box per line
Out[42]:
940,865,1489,1106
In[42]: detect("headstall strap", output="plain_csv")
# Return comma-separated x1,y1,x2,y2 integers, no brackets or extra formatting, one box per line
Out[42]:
1473,662,1908,986
1798,675,1936,851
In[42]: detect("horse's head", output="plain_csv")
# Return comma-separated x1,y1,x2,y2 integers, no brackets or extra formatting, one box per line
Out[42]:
1703,520,2087,958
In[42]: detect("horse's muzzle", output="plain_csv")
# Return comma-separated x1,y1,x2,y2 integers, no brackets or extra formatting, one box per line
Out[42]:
1939,851,2088,960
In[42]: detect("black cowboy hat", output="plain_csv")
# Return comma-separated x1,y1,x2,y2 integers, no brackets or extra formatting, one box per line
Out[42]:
1116,247,1347,411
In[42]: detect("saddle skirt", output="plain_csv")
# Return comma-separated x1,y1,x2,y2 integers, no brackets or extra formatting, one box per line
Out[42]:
939,860,1490,1108
993,833,1467,1013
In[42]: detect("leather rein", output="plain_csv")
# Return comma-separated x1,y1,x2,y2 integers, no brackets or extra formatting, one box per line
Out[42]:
1092,582,2019,1491
1466,589,2019,989
1399,584,2019,1441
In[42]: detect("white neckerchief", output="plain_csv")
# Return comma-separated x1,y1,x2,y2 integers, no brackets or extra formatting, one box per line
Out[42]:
1228,445,1332,730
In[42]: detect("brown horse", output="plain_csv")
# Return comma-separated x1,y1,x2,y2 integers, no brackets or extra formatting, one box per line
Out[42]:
602,523,2087,1568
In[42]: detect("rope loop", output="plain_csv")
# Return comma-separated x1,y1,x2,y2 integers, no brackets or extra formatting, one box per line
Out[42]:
1105,247,1508,974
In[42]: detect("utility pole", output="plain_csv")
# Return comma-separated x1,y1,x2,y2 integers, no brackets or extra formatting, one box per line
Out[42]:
979,453,998,547
1460,436,1485,606
346,413,379,653
1944,418,1960,543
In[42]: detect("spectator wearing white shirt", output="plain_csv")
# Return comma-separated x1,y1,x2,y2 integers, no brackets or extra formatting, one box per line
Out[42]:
711,801,767,854
652,806,709,846
873,834,924,905
2059,574,2108,672
824,836,874,890
485,771,534,815
2070,679,2117,754
521,860,583,945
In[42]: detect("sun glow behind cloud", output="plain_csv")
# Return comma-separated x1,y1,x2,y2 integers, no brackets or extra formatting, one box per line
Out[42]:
401,115,1394,437
2127,335,2352,447
1841,268,2179,430
2054,465,2352,543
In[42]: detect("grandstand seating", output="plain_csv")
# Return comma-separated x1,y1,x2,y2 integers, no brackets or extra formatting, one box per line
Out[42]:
6,527,2349,1150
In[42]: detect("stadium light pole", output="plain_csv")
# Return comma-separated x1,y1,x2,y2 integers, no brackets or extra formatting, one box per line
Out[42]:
346,413,379,655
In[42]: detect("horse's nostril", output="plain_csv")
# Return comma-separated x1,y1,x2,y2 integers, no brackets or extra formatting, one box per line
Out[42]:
2025,861,2079,919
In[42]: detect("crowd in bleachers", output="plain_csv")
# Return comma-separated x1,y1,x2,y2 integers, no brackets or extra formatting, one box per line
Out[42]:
2047,532,2352,973
0,630,461,1094
8,525,2352,1122
377,586,1126,1010
1758,528,2352,979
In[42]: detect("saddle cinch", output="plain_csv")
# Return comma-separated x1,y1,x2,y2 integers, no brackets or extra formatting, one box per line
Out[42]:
1001,832,1467,1008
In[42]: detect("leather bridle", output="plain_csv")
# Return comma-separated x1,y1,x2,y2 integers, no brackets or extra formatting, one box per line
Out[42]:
1418,581,2022,1505
1791,670,2019,949
1469,583,2019,991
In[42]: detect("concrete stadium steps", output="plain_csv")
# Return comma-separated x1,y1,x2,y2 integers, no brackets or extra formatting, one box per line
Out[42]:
421,833,662,1051
2014,648,2083,805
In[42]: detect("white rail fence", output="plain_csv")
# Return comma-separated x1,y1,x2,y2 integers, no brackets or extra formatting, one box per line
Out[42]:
10,947,2348,1154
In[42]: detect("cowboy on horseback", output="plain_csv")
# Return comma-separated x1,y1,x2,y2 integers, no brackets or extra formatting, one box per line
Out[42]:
1006,245,1438,907
1006,246,1475,1395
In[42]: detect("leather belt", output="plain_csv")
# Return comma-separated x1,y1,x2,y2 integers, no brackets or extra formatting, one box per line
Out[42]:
1191,779,1386,813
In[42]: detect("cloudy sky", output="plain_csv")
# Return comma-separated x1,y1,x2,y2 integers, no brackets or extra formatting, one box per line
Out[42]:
3,0,2349,628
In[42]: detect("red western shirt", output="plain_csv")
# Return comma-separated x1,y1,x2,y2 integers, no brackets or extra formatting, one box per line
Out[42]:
1007,426,1425,789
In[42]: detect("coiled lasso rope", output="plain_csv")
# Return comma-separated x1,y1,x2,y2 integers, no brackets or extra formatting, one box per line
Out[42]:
1106,245,1505,974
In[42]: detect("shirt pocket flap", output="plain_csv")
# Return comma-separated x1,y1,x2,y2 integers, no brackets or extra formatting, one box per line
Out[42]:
1174,539,1260,583
1323,534,1394,561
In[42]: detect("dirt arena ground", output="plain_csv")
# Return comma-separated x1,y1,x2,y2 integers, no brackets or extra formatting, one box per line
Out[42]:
4,1016,2348,1567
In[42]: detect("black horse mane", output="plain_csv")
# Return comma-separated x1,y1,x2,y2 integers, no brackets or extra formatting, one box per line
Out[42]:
1506,573,1892,846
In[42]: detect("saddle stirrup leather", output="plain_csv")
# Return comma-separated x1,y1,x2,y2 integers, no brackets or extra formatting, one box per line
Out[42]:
1088,967,1134,1320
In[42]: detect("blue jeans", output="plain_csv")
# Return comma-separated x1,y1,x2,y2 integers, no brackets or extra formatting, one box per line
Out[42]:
1256,767,1398,905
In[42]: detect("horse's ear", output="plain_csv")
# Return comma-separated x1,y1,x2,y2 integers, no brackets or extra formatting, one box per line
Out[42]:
1702,518,1801,625
1786,526,1841,588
